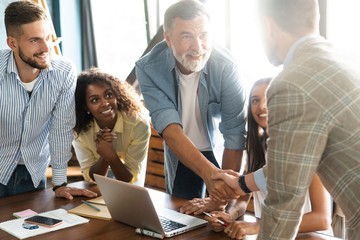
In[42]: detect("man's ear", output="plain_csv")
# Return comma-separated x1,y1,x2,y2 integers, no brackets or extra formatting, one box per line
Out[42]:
163,31,172,48
6,36,17,50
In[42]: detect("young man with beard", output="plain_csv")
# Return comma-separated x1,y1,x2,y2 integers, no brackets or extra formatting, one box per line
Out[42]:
136,0,247,200
0,1,96,199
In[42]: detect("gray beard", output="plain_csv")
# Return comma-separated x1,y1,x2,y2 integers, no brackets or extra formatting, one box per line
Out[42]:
175,49,211,73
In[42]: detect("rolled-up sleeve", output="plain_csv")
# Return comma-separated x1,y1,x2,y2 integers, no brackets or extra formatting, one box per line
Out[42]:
135,61,181,135
49,64,77,186
72,138,96,182
123,119,151,183
254,167,267,193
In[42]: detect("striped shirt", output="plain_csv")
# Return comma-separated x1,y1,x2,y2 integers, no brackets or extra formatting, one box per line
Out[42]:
259,36,360,239
0,50,76,188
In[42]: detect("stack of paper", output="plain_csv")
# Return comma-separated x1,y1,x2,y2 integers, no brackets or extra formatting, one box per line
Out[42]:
0,208,89,239
12,209,38,219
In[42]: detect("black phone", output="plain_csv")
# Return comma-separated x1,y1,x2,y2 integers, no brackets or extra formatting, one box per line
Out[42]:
24,215,63,228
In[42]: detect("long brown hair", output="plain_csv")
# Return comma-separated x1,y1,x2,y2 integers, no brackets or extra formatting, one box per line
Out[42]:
246,78,271,173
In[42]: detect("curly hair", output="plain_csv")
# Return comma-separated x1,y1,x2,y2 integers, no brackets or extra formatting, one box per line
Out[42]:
74,67,144,135
246,78,271,173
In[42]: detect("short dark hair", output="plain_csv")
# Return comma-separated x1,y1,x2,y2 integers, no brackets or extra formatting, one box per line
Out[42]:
257,0,319,36
163,0,210,33
5,1,48,37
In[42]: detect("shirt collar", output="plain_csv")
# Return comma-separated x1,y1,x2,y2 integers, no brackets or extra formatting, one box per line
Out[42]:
6,51,54,76
283,34,321,68
166,48,177,72
7,51,19,75
93,111,124,134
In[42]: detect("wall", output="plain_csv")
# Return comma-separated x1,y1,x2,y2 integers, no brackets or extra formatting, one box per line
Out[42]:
0,0,82,72
0,0,16,50
58,0,82,72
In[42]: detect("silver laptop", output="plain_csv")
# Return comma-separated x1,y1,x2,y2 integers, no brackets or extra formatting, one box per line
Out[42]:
93,174,207,238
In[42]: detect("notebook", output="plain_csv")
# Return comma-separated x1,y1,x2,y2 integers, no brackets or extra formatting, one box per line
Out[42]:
93,174,207,238
68,200,111,220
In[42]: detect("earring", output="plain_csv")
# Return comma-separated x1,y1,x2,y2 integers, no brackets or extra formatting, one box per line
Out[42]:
87,111,90,114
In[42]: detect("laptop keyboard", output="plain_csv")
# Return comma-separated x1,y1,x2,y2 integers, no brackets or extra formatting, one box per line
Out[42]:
159,217,186,232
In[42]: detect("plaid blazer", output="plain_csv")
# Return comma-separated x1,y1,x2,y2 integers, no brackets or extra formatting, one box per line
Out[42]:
259,37,360,240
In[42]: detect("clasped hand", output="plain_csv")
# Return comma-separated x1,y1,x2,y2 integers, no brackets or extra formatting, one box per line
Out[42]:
208,169,244,201
95,127,117,160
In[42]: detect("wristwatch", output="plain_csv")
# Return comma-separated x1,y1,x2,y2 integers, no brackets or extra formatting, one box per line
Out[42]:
52,182,67,192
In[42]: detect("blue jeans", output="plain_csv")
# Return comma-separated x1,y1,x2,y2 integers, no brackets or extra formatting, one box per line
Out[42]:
0,165,46,198
172,151,219,200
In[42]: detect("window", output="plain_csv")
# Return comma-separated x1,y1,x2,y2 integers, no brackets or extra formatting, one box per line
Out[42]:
206,1,280,90
90,0,280,86
91,0,150,80
326,1,360,60
90,0,359,88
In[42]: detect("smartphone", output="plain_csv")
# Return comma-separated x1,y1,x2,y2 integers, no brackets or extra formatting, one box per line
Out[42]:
24,215,63,228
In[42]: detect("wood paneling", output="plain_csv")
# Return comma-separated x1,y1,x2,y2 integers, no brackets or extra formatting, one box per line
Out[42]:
145,126,166,192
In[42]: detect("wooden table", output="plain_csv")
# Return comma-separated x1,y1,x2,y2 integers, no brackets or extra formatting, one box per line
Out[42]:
0,181,341,240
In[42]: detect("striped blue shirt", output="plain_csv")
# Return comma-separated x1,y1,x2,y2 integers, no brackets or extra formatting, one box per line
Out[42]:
0,49,76,187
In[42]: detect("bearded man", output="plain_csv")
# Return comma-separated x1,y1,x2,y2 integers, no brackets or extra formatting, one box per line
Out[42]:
136,0,246,201
0,1,96,199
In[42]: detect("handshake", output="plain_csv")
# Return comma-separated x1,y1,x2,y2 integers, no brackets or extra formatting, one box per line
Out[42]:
207,169,254,201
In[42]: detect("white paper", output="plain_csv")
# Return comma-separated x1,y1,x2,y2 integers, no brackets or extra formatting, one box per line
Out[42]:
0,208,89,239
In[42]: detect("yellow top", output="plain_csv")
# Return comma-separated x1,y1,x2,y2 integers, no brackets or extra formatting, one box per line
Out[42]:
72,111,150,183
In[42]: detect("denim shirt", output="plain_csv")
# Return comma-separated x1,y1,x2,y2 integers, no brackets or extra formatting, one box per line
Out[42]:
136,41,246,193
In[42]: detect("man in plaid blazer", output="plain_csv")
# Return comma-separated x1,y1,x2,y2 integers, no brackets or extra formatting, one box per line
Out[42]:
213,0,360,239
255,0,360,238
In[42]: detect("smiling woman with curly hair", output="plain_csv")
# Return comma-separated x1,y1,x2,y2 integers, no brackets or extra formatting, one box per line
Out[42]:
73,67,151,185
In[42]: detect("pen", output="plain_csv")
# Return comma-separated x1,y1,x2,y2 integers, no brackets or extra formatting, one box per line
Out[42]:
81,200,101,212
135,228,164,239
203,212,229,226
